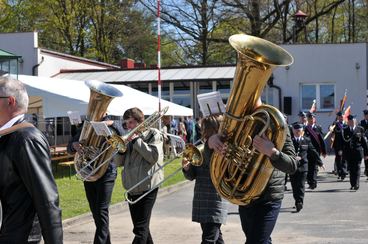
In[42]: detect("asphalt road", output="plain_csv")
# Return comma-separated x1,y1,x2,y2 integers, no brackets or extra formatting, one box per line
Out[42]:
63,155,368,244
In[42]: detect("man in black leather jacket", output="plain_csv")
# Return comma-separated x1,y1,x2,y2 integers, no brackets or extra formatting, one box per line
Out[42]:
0,77,63,243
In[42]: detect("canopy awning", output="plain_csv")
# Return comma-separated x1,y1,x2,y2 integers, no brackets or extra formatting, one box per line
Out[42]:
18,75,193,118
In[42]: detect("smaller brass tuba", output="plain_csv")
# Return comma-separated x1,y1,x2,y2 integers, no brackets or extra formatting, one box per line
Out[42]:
74,80,122,182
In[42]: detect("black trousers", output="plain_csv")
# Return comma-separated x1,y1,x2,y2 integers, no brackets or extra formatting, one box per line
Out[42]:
239,200,282,244
84,164,117,244
364,159,368,176
200,223,224,244
290,171,307,204
128,188,159,244
307,162,318,188
347,160,361,188
335,153,347,178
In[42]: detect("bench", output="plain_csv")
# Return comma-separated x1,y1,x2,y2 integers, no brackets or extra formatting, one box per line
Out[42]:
58,161,75,179
51,154,74,163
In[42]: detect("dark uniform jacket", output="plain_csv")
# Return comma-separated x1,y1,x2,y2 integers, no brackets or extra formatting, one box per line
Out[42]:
0,119,63,243
292,136,322,172
360,119,368,138
182,142,228,224
342,125,368,161
247,129,297,206
304,124,326,155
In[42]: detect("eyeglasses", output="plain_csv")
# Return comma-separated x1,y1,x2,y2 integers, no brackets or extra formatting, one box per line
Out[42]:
0,96,9,99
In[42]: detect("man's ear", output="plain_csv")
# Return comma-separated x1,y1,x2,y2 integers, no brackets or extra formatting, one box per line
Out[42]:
8,96,16,106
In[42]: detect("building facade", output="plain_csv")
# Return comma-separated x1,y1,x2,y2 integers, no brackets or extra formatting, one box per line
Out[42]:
55,42,368,133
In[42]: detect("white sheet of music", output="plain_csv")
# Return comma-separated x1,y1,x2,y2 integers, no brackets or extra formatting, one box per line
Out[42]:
67,111,82,125
197,91,226,117
90,121,112,137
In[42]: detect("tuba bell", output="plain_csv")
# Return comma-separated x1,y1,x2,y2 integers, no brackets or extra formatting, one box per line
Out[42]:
210,34,293,205
74,80,123,182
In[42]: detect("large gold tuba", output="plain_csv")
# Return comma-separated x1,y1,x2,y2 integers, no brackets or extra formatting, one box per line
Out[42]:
74,80,123,182
210,34,293,205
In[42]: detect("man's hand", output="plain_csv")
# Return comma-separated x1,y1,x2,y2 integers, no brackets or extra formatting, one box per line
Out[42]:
182,158,190,171
104,120,114,126
208,134,227,155
252,134,276,157
128,133,140,142
72,142,83,153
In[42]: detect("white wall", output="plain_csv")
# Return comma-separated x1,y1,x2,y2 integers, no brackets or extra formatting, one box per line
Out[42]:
274,43,367,132
0,32,38,75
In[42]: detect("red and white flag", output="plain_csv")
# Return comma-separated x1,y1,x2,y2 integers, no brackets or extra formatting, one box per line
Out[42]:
343,105,351,123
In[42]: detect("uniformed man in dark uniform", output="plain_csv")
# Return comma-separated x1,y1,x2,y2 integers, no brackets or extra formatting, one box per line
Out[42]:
297,111,307,126
331,111,346,180
360,110,368,177
342,114,368,190
290,123,322,212
304,112,326,189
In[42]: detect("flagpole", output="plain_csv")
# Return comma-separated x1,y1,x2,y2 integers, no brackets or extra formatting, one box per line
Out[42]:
157,0,162,130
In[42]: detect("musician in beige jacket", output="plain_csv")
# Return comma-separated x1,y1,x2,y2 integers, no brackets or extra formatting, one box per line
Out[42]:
120,107,164,244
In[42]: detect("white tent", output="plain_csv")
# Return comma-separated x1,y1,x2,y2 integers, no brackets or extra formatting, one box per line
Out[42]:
18,75,193,118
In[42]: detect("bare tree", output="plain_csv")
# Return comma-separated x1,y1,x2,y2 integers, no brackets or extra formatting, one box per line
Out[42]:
139,0,224,65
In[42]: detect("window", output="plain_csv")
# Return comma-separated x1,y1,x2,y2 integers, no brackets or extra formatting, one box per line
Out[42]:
300,84,335,111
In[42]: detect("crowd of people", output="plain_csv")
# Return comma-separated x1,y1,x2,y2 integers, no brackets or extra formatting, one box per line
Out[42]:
1,75,368,244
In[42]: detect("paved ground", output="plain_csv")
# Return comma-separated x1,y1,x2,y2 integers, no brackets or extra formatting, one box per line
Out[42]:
63,155,368,244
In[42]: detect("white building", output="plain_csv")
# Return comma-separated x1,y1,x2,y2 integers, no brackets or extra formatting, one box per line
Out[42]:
0,32,118,77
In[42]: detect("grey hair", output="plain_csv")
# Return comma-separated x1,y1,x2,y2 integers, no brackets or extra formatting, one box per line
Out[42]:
0,76,29,113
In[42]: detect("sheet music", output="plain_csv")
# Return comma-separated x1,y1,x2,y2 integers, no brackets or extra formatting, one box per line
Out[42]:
67,111,82,125
197,91,226,117
90,121,112,137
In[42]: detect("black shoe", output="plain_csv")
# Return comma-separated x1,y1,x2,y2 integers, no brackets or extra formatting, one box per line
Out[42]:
354,186,359,190
296,202,303,212
350,186,354,190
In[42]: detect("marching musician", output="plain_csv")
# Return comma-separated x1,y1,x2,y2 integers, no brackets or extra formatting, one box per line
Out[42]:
0,77,62,243
290,123,322,212
304,112,326,190
342,115,368,190
359,109,368,177
182,114,228,244
331,111,347,180
120,107,164,243
208,98,297,244
67,115,124,244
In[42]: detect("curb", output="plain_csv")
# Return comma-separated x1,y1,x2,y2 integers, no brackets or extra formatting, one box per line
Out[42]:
62,180,193,228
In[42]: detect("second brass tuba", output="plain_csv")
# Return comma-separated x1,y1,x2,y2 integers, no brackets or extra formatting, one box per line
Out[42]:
210,34,293,205
74,80,123,182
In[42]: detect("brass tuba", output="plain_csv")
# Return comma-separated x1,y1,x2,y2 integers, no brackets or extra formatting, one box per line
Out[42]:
74,80,123,182
210,34,293,205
